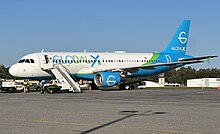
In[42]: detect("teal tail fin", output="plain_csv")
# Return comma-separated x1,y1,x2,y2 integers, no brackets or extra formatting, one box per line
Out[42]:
162,20,190,55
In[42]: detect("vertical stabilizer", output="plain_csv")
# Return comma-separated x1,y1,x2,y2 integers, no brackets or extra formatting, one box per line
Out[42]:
162,20,190,55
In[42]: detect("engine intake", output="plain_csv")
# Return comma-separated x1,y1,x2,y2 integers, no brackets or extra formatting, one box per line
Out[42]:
94,72,120,87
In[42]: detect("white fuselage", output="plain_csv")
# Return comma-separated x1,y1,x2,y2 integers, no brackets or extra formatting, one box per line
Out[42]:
9,51,168,79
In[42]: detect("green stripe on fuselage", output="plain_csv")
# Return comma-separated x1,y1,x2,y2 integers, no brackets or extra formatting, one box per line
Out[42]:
143,53,160,65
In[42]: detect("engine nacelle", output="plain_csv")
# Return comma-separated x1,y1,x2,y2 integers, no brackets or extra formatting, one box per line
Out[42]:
94,72,121,87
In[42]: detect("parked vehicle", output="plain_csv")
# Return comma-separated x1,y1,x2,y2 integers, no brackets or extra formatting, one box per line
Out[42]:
0,80,19,93
40,79,62,94
138,81,159,88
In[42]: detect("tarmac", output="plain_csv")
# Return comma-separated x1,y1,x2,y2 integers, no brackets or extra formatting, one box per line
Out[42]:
0,89,220,134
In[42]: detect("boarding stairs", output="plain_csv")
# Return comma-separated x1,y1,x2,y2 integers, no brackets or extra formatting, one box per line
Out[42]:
51,64,81,92
38,54,81,92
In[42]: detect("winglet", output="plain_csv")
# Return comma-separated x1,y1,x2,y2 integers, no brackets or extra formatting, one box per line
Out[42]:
205,56,212,64
178,55,217,64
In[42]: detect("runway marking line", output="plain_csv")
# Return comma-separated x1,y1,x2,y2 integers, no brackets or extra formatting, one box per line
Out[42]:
158,101,220,106
0,117,201,134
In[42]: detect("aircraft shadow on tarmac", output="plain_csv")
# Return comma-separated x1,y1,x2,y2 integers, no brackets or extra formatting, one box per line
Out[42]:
80,110,168,134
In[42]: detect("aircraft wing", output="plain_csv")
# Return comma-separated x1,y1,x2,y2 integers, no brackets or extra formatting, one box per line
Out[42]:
92,55,217,73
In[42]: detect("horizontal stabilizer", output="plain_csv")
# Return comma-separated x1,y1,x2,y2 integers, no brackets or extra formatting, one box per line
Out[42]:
179,56,218,62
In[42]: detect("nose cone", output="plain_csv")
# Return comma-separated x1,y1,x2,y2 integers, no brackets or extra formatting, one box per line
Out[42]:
9,64,18,77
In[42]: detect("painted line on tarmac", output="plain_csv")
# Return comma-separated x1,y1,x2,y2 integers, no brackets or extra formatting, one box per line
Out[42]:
157,101,179,104
158,101,220,106
0,117,201,134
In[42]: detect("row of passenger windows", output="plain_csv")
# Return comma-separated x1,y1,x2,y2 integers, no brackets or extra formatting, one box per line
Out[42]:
18,59,35,63
53,59,163,64
17,58,163,64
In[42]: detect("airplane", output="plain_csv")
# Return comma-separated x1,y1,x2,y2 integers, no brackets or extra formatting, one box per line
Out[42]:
9,20,217,92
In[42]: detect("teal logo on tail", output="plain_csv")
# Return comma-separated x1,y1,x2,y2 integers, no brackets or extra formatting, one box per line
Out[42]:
162,20,190,55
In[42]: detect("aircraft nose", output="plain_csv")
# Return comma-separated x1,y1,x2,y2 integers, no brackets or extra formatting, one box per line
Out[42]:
9,64,18,77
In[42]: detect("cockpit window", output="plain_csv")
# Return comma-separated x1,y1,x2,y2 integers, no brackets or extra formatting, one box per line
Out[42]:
18,59,35,64
25,59,30,63
18,59,25,63
30,59,35,63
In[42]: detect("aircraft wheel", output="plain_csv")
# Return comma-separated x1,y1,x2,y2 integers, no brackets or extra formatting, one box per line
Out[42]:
119,83,125,90
90,83,99,90
124,84,130,90
119,83,130,90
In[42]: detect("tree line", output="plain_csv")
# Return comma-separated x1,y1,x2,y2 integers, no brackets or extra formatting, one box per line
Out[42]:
0,64,219,85
125,66,220,85
142,66,220,85
0,64,13,79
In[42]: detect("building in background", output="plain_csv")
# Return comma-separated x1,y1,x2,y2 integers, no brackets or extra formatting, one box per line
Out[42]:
158,73,165,87
187,78,220,87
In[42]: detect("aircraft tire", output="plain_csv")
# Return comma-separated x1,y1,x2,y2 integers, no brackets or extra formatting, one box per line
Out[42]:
90,83,99,90
124,84,130,90
119,83,131,90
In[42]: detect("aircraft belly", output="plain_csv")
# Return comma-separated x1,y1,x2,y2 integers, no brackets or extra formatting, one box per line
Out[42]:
73,74,95,80
130,66,175,77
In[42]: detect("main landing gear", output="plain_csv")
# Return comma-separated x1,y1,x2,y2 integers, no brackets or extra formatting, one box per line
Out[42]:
88,82,99,91
119,82,135,90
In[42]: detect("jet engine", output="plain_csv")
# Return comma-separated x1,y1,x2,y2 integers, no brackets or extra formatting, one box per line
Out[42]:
94,72,120,87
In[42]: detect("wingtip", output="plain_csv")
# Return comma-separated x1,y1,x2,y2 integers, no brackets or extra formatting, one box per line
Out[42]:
210,55,218,58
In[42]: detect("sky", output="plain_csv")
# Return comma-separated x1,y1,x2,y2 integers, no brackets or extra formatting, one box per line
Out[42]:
0,0,219,69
